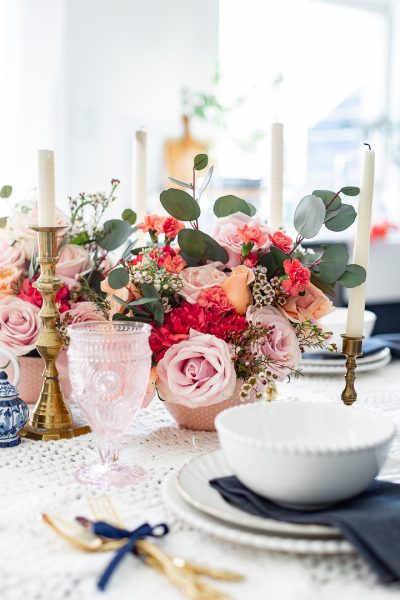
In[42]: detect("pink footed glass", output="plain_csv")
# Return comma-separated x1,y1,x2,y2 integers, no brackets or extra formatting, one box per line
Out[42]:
67,321,151,488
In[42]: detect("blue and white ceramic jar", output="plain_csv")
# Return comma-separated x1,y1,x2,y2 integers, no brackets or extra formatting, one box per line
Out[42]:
0,347,28,448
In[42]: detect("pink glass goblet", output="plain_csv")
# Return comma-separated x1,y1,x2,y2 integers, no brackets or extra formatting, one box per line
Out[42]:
67,321,151,488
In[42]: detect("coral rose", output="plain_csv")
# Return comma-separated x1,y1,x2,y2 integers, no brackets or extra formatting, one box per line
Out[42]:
213,212,271,267
279,283,334,323
0,231,26,269
221,265,255,315
64,301,107,324
179,262,227,303
282,258,310,296
247,305,301,381
0,267,21,298
57,244,93,287
269,231,293,254
0,296,41,355
156,329,236,408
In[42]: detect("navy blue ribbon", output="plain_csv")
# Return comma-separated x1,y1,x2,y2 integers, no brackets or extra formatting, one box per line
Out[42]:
93,521,169,591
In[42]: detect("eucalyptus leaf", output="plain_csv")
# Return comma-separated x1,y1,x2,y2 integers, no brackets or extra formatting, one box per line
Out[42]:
310,272,336,298
198,166,214,196
214,195,252,218
178,229,228,263
97,219,132,251
258,251,277,273
151,301,164,327
160,189,200,221
270,246,288,267
168,176,192,189
294,195,326,238
140,283,160,299
338,264,366,288
312,190,341,211
341,186,360,197
246,202,257,217
121,208,137,225
194,154,208,170
108,268,130,289
0,185,12,199
179,252,201,267
126,297,159,307
122,240,138,259
319,244,348,282
324,204,356,232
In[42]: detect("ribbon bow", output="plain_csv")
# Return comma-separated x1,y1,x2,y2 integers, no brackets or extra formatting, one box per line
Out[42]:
93,520,169,591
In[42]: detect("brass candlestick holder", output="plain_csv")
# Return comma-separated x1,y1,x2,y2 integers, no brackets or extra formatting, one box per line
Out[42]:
341,334,364,406
21,226,90,441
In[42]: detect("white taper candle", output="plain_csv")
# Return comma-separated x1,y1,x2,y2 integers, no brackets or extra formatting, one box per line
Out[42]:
345,147,375,337
134,130,147,225
37,149,56,227
269,122,284,231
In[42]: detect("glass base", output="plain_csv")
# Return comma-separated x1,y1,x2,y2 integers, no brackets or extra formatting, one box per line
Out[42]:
76,462,146,488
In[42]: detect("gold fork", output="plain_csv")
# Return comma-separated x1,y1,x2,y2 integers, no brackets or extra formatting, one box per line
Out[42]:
89,494,242,600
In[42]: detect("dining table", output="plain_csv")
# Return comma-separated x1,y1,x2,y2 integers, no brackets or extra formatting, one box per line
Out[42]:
1,360,400,600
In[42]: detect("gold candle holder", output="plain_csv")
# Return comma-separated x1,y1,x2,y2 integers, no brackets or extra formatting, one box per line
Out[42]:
21,226,90,441
340,334,364,406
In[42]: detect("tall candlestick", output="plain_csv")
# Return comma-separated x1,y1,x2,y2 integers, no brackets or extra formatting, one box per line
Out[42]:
38,150,56,227
133,130,147,228
269,122,284,231
345,146,375,337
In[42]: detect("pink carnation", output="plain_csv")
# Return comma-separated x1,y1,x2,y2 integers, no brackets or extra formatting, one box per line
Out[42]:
197,286,233,311
282,259,311,296
213,212,271,268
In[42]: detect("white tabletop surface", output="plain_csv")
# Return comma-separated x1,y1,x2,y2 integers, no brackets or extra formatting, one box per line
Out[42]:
1,360,400,600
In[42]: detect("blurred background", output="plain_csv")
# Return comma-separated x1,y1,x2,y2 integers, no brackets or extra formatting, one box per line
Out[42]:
1,0,399,328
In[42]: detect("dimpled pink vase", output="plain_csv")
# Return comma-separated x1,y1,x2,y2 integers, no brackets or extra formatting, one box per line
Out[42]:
162,379,259,432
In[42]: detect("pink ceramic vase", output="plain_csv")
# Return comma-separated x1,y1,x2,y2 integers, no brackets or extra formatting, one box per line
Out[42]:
162,379,260,432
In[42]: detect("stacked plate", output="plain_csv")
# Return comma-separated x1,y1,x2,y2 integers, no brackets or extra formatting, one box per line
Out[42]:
162,449,400,555
301,346,391,375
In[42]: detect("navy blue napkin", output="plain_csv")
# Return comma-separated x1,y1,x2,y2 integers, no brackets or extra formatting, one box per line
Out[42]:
303,337,393,360
210,477,400,583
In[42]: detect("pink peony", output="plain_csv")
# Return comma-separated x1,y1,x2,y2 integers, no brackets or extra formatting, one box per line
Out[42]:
156,329,236,408
0,296,42,355
282,259,311,296
247,305,301,381
0,231,26,269
213,212,271,268
56,244,93,286
63,301,107,324
279,283,334,323
179,262,227,303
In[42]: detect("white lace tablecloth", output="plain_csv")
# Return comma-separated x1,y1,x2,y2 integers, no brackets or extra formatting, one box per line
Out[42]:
2,361,400,600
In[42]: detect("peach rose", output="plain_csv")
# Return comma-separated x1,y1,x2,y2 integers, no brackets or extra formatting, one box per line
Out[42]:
0,231,26,269
279,283,334,323
221,265,255,315
0,296,41,355
57,244,93,287
0,267,21,298
179,262,227,303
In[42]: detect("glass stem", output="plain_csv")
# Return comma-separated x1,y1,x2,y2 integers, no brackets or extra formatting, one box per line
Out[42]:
98,440,120,466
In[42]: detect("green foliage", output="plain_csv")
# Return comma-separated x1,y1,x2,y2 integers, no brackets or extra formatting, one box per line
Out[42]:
213,195,254,218
107,268,130,289
112,283,164,327
312,190,341,211
0,185,12,199
341,186,360,196
70,231,91,246
310,273,336,298
160,189,201,221
319,244,349,282
96,219,132,251
324,204,356,232
178,229,228,263
168,176,192,189
121,208,137,225
294,194,326,238
194,154,208,170
338,264,366,288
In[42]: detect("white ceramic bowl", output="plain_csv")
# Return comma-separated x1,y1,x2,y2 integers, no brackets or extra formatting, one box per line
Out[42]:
307,308,376,354
215,402,394,510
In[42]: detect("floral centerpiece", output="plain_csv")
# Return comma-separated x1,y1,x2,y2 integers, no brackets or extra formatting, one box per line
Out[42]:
0,181,136,401
98,154,366,430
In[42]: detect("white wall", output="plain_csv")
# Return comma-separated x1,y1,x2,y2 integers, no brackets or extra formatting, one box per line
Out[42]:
0,0,219,216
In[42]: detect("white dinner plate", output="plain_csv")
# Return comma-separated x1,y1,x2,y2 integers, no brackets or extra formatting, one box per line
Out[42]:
177,450,340,539
301,348,391,375
162,471,354,554
301,347,390,366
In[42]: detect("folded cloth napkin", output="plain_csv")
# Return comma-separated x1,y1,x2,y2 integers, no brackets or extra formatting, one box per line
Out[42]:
303,337,393,361
210,477,400,583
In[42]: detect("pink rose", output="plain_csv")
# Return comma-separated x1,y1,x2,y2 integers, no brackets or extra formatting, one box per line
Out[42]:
279,283,334,323
0,296,41,356
0,231,26,269
213,212,272,267
57,244,92,286
63,301,107,324
179,262,227,303
156,329,236,408
8,203,70,259
247,305,301,381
